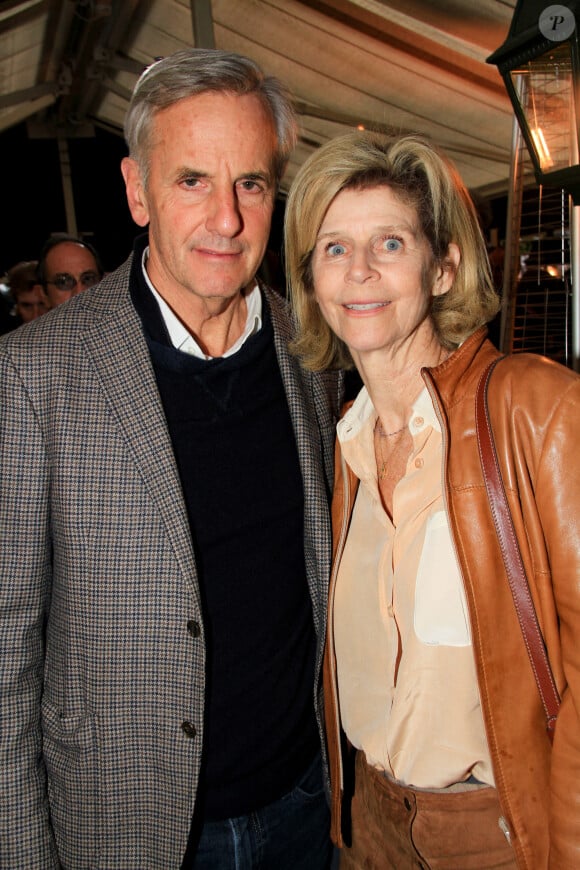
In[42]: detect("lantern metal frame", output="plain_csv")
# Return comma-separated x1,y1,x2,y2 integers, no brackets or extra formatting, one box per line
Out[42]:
488,0,580,204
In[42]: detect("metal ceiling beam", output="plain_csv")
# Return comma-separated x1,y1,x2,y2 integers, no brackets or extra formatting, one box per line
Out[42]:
0,0,44,34
191,0,215,48
28,0,145,136
70,1,145,122
0,82,57,110
0,93,56,133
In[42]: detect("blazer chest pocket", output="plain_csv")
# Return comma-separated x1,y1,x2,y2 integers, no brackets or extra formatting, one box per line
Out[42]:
42,700,100,866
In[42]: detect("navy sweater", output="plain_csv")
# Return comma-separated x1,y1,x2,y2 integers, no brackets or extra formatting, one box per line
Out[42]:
130,240,318,820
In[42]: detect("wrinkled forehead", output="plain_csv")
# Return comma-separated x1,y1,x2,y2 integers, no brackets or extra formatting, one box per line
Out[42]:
145,91,279,170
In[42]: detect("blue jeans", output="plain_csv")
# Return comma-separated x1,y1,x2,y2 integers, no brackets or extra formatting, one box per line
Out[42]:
185,752,332,869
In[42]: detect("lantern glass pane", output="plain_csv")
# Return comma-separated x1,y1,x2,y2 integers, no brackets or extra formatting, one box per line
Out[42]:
509,43,579,174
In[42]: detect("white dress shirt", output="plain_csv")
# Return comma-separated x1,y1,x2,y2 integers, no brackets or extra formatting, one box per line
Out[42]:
141,246,262,358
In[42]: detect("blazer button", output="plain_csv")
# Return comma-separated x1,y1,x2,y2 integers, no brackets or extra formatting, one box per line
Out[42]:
181,721,197,739
187,619,201,638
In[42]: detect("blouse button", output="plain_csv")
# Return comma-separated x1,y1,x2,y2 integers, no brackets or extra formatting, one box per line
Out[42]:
413,416,424,428
415,458,424,469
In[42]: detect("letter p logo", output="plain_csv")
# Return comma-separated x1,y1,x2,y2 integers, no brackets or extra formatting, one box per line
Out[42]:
539,6,576,42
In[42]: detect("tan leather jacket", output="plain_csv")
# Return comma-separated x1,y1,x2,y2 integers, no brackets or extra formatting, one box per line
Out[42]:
324,328,580,869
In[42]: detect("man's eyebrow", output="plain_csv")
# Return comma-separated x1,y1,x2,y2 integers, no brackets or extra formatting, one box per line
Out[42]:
176,167,206,178
174,167,274,185
237,170,274,187
177,166,273,184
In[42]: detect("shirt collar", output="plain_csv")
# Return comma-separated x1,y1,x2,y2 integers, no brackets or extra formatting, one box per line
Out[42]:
337,383,441,486
140,246,262,359
337,383,441,445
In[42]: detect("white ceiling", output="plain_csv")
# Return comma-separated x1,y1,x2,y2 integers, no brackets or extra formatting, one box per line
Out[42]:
0,0,517,196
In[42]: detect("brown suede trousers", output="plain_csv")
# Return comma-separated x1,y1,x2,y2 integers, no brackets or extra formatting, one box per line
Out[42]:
339,753,518,869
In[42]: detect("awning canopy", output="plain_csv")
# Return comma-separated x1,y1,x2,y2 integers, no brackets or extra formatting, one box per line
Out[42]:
0,0,515,195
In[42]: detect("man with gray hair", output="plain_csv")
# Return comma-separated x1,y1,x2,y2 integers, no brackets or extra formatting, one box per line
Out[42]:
0,49,341,868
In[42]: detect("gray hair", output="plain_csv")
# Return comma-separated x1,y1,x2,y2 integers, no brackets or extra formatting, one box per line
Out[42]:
124,48,297,186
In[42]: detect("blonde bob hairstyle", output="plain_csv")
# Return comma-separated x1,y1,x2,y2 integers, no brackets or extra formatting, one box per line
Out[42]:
284,131,500,371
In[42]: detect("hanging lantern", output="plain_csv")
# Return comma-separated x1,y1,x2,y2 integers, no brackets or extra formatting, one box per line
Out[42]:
487,1,580,204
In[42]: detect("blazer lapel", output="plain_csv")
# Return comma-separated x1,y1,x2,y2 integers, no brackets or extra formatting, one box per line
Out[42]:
80,289,199,603
266,289,333,637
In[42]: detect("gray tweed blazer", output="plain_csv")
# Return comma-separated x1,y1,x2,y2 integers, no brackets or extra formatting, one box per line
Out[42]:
0,254,342,869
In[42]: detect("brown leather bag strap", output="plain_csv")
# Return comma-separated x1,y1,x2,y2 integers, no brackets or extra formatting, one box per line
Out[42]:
475,358,560,741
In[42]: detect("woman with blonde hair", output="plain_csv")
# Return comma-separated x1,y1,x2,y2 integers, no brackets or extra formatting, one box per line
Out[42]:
285,131,580,868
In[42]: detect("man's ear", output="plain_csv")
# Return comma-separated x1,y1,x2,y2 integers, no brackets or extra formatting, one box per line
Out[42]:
121,157,150,228
432,243,461,297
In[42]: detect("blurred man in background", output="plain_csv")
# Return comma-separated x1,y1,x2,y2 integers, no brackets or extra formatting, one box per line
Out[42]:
37,233,103,308
2,260,48,330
